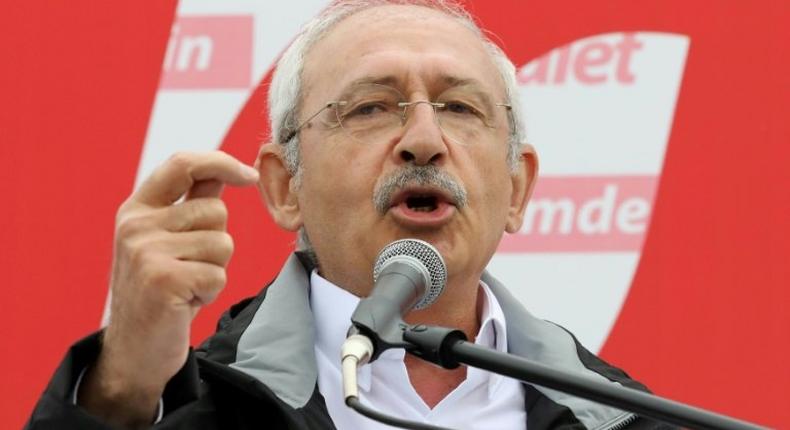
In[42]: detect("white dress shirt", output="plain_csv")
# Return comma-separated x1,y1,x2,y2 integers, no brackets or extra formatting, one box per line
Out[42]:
310,270,527,430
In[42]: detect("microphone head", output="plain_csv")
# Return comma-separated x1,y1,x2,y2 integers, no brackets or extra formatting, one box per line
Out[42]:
373,239,447,310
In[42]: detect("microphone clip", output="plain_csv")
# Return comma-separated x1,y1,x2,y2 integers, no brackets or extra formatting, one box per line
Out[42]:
402,324,467,369
347,315,411,362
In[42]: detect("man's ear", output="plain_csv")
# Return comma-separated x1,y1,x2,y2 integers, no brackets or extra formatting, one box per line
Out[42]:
256,143,303,232
505,143,539,234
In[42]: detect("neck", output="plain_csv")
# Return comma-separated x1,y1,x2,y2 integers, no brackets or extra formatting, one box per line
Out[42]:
403,275,483,342
403,277,485,408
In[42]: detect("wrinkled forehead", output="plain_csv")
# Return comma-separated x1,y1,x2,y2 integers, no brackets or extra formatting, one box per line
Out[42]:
301,5,505,105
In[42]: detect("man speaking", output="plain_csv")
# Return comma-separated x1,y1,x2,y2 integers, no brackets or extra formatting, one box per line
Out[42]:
28,1,661,429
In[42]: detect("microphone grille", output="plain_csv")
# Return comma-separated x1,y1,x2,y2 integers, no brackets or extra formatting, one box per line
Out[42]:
373,239,447,309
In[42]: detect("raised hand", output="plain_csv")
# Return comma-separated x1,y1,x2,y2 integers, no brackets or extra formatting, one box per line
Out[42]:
79,151,259,428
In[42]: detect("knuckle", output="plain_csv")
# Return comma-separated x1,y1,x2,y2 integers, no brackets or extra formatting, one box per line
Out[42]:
167,151,194,171
178,199,229,231
119,236,146,264
212,267,227,286
220,232,234,253
163,205,190,232
192,198,228,224
216,232,235,264
116,213,147,238
116,198,134,220
195,267,226,300
120,236,165,274
185,200,207,223
210,199,229,221
214,150,231,163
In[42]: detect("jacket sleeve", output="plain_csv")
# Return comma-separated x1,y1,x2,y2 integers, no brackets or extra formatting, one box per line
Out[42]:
25,331,205,429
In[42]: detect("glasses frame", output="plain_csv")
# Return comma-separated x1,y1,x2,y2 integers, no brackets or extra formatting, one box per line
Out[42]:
280,87,513,144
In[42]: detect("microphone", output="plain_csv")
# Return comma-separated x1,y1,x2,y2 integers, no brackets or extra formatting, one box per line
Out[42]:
340,241,766,430
341,239,447,401
349,238,447,359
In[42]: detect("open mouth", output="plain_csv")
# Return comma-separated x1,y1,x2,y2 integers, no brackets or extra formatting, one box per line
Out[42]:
405,194,440,212
391,187,452,211
388,187,456,227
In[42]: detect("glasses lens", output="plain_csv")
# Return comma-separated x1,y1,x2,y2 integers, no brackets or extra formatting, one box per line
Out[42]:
334,84,404,143
434,89,498,145
328,84,508,145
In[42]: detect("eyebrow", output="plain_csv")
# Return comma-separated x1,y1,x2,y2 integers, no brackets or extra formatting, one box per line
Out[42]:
347,74,486,88
343,75,400,91
441,75,482,88
328,75,398,102
337,74,498,104
440,76,498,109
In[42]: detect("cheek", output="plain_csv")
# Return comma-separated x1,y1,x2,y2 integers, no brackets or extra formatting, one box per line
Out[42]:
299,145,381,218
467,155,513,221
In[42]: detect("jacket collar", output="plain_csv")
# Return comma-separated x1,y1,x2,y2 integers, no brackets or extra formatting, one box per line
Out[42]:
212,252,633,429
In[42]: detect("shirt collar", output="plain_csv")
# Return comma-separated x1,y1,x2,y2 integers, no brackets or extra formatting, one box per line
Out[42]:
475,279,508,399
309,270,509,399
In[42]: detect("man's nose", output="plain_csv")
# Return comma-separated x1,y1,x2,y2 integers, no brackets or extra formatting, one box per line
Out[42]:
392,101,448,166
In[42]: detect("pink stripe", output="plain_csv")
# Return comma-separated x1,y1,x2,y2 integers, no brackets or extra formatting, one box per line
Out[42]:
498,176,657,252
160,16,252,89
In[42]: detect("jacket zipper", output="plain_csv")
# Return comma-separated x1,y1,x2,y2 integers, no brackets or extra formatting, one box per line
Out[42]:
595,412,638,430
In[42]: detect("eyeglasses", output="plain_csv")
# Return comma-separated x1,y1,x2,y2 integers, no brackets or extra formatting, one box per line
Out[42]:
281,83,512,146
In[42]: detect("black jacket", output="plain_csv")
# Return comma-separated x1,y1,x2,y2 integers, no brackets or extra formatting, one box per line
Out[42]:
27,253,671,429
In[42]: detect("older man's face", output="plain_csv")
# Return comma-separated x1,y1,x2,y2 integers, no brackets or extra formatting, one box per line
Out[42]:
292,5,531,292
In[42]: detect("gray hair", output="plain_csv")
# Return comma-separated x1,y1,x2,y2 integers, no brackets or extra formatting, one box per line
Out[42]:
267,0,526,253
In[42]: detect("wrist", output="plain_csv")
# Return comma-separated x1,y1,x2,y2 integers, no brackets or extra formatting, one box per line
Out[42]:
78,353,165,429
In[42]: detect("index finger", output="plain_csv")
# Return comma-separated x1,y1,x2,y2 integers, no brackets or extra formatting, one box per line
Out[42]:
133,151,259,207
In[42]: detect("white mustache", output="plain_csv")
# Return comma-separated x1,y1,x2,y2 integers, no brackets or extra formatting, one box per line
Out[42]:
373,165,468,214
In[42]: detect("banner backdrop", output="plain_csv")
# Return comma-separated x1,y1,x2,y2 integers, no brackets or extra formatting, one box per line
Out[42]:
2,1,788,428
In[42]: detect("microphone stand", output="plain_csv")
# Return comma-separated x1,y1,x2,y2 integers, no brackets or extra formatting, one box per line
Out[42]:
402,324,765,430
